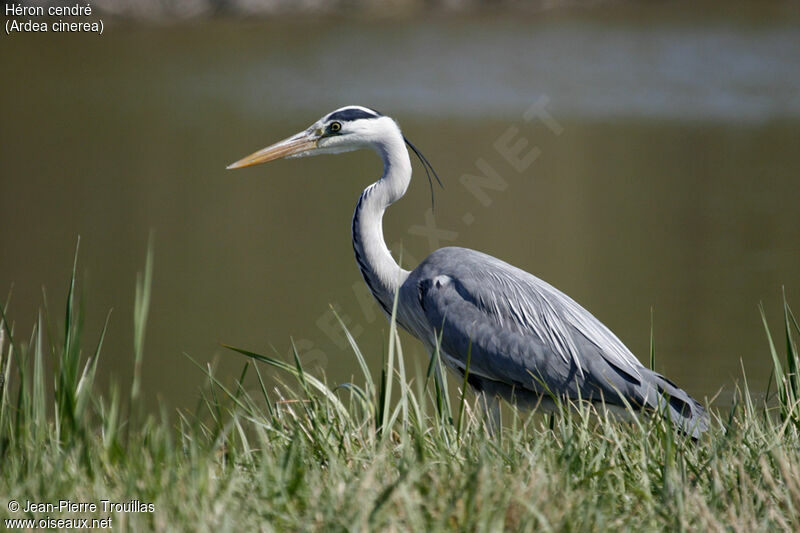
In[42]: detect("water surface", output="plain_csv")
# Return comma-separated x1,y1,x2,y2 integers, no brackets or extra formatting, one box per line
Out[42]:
1,12,799,409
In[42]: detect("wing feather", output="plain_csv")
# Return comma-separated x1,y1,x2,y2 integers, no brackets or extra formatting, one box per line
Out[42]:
411,247,644,385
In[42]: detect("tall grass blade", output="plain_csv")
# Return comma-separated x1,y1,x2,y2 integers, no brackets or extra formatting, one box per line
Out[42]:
222,344,350,422
649,307,656,371
760,302,785,407
132,237,154,405
456,339,473,441
33,314,45,441
782,291,799,403
331,306,375,406
379,292,399,440
0,290,13,407
393,326,409,434
76,310,111,418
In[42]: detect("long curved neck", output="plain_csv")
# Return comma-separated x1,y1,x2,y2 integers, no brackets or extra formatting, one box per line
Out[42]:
352,133,412,316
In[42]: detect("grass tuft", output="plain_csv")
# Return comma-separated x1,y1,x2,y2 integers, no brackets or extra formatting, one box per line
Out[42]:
0,251,799,531
760,289,800,430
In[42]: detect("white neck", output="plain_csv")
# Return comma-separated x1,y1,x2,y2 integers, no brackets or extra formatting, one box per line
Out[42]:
351,130,412,316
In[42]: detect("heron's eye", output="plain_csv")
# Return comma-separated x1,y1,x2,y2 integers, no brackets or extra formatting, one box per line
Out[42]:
329,122,342,133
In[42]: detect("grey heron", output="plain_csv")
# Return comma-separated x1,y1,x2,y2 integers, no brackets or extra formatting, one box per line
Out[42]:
227,105,708,438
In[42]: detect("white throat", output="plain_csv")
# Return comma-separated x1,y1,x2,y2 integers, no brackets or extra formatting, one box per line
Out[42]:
351,126,412,315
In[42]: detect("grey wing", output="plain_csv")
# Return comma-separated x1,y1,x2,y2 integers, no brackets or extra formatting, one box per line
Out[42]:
406,247,708,436
412,247,643,383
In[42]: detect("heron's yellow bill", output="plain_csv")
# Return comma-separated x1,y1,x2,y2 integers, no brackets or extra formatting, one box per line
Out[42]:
226,132,317,170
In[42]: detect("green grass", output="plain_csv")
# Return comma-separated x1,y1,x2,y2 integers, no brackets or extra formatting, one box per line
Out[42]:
1,248,799,532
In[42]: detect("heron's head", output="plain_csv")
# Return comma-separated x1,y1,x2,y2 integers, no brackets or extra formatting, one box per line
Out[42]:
227,105,398,169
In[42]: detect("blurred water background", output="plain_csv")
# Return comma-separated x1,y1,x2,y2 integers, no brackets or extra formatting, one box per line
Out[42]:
1,1,799,410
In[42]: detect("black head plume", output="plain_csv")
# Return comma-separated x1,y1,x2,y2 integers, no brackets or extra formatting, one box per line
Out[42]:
403,136,444,209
